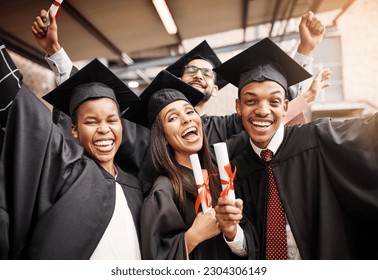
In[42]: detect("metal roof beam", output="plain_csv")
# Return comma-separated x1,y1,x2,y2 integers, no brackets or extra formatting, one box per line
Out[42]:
111,25,338,76
0,28,47,67
63,0,151,82
268,0,281,37
241,0,250,42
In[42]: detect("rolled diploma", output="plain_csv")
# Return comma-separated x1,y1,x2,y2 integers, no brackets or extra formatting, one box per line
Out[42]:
214,142,235,200
189,153,211,213
45,0,64,26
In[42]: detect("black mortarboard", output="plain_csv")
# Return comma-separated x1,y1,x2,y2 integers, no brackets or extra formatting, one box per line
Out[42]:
0,38,23,128
213,37,312,92
123,70,204,128
166,40,228,89
43,59,139,116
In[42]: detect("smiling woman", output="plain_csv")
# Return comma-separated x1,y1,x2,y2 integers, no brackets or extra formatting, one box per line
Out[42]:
0,48,144,260
160,100,204,165
72,97,122,176
122,70,254,260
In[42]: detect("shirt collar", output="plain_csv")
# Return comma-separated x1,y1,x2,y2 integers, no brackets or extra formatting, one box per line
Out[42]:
250,124,284,158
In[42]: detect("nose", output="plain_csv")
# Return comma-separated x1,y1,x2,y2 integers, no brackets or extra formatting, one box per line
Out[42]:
255,101,270,117
97,123,110,134
193,68,204,79
181,113,192,124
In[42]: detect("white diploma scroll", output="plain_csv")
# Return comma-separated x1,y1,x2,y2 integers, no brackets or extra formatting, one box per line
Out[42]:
189,153,211,213
45,0,64,27
214,142,236,200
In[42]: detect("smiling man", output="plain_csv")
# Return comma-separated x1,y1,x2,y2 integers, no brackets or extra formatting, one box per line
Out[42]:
213,37,378,260
236,79,288,149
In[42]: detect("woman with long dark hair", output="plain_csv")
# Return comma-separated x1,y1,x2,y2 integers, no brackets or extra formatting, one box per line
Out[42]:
124,70,249,260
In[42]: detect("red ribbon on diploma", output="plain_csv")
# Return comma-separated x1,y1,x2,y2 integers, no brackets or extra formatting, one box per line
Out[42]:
194,170,215,215
220,163,237,199
53,1,62,18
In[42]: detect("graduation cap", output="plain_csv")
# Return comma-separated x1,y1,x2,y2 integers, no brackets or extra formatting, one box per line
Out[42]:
213,37,312,92
0,38,23,127
0,38,23,100
43,59,140,117
166,40,228,90
123,70,204,128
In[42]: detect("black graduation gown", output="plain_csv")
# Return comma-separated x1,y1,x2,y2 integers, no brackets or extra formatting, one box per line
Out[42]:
0,84,143,259
0,129,3,157
140,169,244,260
0,136,7,259
228,115,378,259
201,113,243,145
0,44,22,259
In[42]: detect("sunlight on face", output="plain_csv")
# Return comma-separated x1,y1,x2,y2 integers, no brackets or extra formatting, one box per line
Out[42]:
159,100,203,164
236,80,288,149
181,59,218,100
72,98,122,170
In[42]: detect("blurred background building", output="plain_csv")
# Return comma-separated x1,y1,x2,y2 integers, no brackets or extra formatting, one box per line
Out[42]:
1,0,377,120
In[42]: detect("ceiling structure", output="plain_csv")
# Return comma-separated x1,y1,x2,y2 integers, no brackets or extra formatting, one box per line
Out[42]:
0,0,353,87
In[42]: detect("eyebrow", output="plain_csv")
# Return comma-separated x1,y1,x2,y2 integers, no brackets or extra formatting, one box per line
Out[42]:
83,115,97,120
242,90,283,97
83,113,117,120
163,102,192,119
187,61,213,69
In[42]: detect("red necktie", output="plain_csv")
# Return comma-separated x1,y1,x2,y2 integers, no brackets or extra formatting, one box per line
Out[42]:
261,149,288,260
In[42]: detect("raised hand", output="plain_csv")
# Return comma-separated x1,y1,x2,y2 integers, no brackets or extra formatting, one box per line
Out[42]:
297,11,326,56
31,8,61,56
302,68,332,104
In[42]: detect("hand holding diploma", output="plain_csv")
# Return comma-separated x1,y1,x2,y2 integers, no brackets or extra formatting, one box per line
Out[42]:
44,0,64,27
215,197,244,241
31,4,61,56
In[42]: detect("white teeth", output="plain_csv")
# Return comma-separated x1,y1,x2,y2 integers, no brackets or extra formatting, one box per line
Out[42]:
252,121,271,127
182,127,197,137
94,140,113,146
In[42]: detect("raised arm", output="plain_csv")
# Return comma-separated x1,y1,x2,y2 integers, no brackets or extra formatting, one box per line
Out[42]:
31,9,73,85
0,40,84,259
297,11,326,57
289,11,326,100
283,68,331,125
31,8,61,56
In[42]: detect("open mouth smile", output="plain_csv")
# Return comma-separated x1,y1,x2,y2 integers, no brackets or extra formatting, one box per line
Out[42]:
93,139,115,152
181,126,200,142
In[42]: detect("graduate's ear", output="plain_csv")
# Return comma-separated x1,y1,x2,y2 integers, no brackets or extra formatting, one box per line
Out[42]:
210,85,218,97
71,124,79,139
235,98,242,116
282,99,289,117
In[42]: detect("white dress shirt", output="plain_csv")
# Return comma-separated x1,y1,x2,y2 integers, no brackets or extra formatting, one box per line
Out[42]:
90,181,141,260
